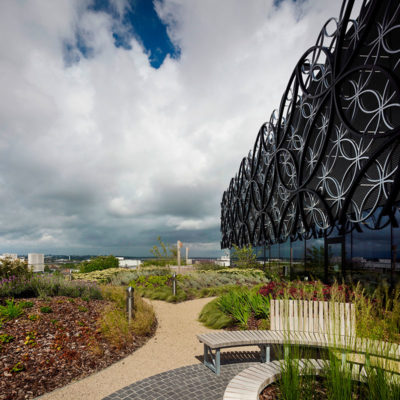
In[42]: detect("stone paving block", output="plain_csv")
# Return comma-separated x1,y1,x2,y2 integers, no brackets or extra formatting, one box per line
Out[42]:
103,362,258,400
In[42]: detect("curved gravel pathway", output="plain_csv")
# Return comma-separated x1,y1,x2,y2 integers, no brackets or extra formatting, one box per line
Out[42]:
38,297,216,400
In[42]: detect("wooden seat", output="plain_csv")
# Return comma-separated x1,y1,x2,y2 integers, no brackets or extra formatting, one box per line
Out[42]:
223,359,326,400
197,299,399,374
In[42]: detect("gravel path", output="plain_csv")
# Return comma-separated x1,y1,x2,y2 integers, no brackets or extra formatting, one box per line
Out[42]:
37,297,216,400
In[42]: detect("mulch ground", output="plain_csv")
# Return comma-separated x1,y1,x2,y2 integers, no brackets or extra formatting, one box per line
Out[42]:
0,297,155,400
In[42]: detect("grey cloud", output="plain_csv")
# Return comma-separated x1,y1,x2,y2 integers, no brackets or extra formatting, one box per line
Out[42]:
0,0,340,256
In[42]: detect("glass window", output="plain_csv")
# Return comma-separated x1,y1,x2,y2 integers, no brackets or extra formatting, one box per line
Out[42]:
350,212,391,288
305,237,325,281
280,241,291,278
291,239,305,279
269,243,280,275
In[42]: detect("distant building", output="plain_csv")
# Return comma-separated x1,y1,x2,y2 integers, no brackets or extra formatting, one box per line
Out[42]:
215,254,230,267
0,253,18,260
28,253,44,272
118,258,142,268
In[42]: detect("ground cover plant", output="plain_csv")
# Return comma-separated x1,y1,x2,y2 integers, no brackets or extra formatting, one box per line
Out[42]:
0,269,156,400
73,265,271,302
127,268,271,303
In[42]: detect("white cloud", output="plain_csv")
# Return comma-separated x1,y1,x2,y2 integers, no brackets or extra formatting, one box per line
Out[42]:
0,0,340,256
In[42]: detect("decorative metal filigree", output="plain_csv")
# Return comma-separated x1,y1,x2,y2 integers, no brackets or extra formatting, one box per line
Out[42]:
221,0,400,249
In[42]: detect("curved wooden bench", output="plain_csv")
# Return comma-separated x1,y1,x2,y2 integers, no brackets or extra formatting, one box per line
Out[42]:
197,300,400,374
223,359,327,400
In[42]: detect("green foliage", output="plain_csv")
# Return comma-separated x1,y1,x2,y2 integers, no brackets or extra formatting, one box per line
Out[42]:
24,331,37,346
40,306,52,313
231,244,259,269
149,236,177,264
0,257,31,279
10,362,24,373
279,351,302,400
20,301,34,309
0,333,14,343
79,255,119,273
194,262,226,271
217,288,270,329
99,286,155,346
198,298,234,329
77,305,88,312
28,314,39,321
0,299,23,320
325,351,353,400
73,268,128,283
131,293,156,335
0,274,103,300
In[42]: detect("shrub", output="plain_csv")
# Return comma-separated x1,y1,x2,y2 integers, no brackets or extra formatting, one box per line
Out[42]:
0,299,23,320
98,290,155,347
217,288,270,329
99,305,131,349
198,298,234,329
0,274,103,300
79,255,119,273
130,294,156,335
0,333,14,343
194,262,226,271
0,258,31,279
40,306,52,313
20,300,34,309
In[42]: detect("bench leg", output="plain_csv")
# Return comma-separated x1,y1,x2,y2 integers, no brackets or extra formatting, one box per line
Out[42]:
203,344,221,375
259,345,270,363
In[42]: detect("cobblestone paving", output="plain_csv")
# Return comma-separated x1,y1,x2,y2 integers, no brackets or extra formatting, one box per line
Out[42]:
103,361,258,400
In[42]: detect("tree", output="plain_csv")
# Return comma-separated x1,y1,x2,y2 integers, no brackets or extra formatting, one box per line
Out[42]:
0,257,30,278
231,244,259,269
149,236,177,266
79,255,119,273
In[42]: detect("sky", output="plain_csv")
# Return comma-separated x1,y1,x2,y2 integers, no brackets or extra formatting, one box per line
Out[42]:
0,0,340,257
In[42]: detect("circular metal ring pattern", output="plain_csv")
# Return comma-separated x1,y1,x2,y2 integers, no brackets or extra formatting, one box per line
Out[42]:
221,0,400,249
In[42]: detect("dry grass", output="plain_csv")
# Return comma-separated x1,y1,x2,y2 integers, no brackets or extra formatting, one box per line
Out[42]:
98,286,156,348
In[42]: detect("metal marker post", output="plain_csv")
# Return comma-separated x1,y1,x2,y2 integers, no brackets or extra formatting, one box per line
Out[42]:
126,286,134,323
172,273,176,296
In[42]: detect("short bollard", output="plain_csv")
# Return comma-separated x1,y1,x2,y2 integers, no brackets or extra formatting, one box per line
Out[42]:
126,286,134,323
172,273,176,296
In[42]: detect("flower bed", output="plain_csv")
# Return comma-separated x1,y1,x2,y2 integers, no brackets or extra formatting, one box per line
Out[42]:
0,296,156,400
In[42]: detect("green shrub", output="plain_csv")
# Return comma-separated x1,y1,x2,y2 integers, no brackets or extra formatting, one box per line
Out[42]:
131,293,156,335
20,300,34,309
216,288,270,329
194,262,226,271
0,333,14,343
0,274,102,300
0,299,23,320
79,255,119,273
198,298,234,329
0,258,31,279
40,306,52,313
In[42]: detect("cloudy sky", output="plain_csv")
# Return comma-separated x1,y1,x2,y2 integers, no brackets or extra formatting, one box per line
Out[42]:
0,0,340,257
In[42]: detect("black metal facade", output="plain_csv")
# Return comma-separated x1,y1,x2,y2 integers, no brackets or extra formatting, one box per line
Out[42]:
221,0,400,257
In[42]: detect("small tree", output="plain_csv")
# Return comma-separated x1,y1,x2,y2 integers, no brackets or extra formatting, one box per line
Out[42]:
231,244,259,269
149,236,177,266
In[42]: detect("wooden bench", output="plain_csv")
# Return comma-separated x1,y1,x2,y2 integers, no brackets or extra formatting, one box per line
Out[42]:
197,299,399,374
223,359,327,400
222,358,375,400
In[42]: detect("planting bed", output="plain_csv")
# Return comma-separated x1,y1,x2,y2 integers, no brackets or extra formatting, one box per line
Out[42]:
258,378,367,399
0,296,154,400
